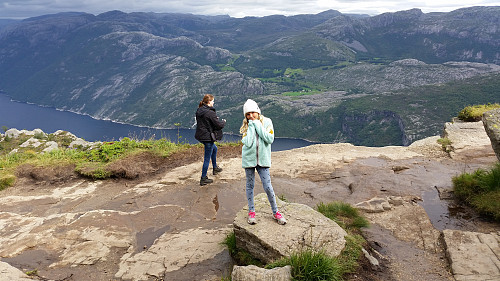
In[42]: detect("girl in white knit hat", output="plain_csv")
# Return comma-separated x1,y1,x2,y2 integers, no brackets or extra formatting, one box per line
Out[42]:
240,99,286,225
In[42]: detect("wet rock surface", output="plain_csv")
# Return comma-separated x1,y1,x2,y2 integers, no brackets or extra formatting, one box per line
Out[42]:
0,122,499,281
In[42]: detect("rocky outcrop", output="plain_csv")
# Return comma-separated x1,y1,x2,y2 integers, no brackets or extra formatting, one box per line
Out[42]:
443,119,494,160
4,128,98,154
233,193,348,264
483,108,500,161
231,265,291,281
443,230,500,281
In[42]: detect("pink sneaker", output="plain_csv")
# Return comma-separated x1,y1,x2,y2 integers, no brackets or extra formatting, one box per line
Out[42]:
273,211,287,225
248,211,256,224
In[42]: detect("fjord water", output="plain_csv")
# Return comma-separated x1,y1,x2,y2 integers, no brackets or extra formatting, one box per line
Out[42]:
0,94,317,151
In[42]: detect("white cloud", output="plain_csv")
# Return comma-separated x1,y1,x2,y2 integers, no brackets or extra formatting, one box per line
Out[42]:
0,0,499,19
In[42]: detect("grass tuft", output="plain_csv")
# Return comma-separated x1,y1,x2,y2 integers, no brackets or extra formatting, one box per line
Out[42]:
267,249,342,281
452,162,500,220
316,201,369,231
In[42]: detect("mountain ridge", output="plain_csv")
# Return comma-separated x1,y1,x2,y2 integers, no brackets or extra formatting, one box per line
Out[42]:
0,6,499,145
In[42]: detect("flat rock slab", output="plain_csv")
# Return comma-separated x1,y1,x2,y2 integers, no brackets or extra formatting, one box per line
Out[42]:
443,229,500,281
233,193,348,264
0,261,34,280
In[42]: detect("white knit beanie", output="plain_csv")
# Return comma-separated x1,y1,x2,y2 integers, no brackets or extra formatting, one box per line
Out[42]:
243,99,261,115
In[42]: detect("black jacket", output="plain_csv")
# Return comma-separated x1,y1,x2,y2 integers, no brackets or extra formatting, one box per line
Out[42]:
195,105,226,142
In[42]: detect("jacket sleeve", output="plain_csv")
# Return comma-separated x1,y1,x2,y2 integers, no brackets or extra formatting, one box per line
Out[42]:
253,119,274,144
242,122,256,148
207,110,225,130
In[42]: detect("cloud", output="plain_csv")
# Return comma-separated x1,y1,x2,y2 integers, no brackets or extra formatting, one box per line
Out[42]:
0,0,498,19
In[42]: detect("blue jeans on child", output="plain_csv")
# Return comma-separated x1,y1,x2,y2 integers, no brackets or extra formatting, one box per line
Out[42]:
245,166,278,214
202,141,218,178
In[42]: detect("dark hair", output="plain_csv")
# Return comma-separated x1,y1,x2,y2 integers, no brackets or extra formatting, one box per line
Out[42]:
199,94,214,108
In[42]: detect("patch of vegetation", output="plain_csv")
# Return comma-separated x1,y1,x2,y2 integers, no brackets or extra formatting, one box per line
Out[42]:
437,137,452,152
266,234,365,281
0,134,195,187
222,231,263,267
452,162,500,221
316,201,370,232
457,103,500,122
25,269,38,276
0,173,16,191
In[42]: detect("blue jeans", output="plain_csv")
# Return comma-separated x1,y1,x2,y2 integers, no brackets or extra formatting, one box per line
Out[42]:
201,141,218,178
245,166,278,214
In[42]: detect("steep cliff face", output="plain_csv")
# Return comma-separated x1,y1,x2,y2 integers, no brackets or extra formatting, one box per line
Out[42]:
341,110,409,146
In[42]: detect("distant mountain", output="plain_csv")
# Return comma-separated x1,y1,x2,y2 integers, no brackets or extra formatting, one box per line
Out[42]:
0,7,499,145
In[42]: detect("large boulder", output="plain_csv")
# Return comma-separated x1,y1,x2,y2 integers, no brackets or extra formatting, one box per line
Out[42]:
483,108,500,161
5,128,21,138
233,193,348,264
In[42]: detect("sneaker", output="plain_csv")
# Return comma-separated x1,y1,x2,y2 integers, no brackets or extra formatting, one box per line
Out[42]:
200,176,213,186
213,166,223,175
247,211,256,224
273,211,287,225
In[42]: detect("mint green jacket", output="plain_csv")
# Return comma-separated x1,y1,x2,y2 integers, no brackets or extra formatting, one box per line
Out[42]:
241,117,275,168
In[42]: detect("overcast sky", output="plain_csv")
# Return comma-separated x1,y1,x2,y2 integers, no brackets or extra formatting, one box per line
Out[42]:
1,0,499,19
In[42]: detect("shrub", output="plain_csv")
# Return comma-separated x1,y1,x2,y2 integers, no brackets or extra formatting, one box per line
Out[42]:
457,103,500,122
452,162,500,220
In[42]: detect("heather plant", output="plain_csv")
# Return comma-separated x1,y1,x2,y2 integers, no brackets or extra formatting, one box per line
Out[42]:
458,103,500,122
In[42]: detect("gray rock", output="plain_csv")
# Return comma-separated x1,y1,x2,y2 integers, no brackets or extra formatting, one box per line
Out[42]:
443,120,492,159
232,265,292,281
69,138,92,149
0,261,34,280
233,193,348,264
355,197,392,213
483,108,500,161
443,229,500,281
361,248,379,267
32,128,46,137
42,141,59,153
20,137,43,148
53,130,77,140
5,128,21,138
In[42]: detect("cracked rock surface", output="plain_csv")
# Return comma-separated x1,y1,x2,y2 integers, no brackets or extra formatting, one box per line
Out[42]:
0,120,499,280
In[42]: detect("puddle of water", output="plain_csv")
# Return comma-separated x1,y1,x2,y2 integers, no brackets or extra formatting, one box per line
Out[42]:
419,188,468,231
135,225,170,253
